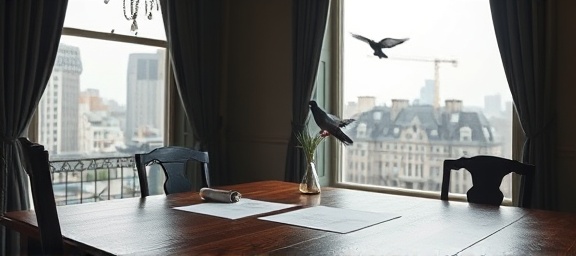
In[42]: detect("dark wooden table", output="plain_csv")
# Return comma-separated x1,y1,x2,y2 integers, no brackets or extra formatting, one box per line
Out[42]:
1,180,575,255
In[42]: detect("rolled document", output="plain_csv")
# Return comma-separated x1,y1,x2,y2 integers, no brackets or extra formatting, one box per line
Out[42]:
199,188,242,203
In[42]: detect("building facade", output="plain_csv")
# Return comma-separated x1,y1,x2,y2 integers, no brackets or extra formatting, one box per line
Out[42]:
419,79,435,106
79,89,125,154
125,50,166,144
344,99,507,196
39,44,82,154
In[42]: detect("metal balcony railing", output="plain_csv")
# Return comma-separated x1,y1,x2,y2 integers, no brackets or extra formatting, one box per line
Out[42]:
49,156,141,206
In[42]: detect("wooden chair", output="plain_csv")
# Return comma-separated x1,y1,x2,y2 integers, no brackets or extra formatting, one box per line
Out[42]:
441,155,535,207
135,146,210,197
17,137,64,255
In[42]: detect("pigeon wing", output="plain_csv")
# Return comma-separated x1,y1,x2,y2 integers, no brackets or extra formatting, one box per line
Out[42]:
321,113,354,145
338,118,355,128
328,113,355,128
326,126,354,145
378,38,409,48
350,33,372,44
327,113,342,123
309,101,354,145
327,117,354,145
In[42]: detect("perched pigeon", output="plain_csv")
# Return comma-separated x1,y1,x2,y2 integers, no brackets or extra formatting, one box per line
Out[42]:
309,101,355,145
350,33,409,59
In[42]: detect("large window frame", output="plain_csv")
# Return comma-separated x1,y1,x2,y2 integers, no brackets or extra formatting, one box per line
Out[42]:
29,24,188,149
25,12,196,202
325,0,522,205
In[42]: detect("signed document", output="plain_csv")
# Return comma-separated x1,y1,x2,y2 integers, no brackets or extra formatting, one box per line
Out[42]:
173,198,297,220
258,205,401,233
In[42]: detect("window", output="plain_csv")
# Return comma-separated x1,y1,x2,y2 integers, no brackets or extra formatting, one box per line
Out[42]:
38,0,168,157
460,126,472,141
33,0,171,203
338,0,514,199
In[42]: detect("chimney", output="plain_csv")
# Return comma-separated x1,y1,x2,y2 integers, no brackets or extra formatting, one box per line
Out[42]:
391,99,409,120
357,96,376,113
445,99,463,113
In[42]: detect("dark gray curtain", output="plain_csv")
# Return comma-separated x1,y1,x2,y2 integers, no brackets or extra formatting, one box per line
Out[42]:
284,0,330,182
0,0,68,254
160,0,227,185
490,0,557,210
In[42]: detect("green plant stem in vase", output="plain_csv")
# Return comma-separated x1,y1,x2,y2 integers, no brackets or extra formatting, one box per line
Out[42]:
296,130,324,194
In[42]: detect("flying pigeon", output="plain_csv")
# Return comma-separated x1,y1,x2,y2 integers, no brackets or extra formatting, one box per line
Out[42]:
350,33,409,59
309,101,355,145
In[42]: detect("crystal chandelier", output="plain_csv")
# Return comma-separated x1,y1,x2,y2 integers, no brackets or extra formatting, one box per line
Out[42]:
104,0,160,34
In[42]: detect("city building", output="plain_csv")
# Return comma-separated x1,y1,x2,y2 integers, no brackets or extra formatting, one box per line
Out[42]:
125,50,166,144
38,44,82,154
484,94,503,118
419,79,435,105
79,89,125,154
345,99,508,196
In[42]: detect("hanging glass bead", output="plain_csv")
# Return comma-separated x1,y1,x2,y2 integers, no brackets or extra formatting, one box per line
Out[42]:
131,20,138,32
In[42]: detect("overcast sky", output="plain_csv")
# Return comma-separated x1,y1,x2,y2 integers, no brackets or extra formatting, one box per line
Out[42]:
61,0,165,105
60,0,511,109
343,0,512,108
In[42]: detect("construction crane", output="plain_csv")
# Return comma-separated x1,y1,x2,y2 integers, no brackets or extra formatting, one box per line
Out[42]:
389,57,458,109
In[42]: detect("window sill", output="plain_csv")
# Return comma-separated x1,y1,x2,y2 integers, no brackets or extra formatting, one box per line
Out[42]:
332,181,514,206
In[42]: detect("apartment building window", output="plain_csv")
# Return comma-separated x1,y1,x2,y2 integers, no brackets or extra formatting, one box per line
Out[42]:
36,0,168,158
337,0,514,199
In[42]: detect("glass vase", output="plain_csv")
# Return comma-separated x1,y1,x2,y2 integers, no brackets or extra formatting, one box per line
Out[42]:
299,161,321,194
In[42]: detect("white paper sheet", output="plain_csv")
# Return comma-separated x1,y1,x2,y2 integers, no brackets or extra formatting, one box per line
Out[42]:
258,205,401,234
173,198,298,220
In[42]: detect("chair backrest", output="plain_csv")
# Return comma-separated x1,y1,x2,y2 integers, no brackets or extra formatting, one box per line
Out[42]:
441,155,535,207
135,146,210,197
17,138,64,255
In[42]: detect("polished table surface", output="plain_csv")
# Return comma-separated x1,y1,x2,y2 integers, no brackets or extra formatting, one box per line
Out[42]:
2,180,576,255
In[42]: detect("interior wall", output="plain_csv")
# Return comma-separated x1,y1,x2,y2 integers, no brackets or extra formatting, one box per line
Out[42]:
555,0,576,212
225,0,293,184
